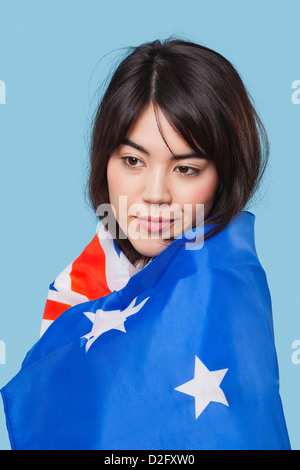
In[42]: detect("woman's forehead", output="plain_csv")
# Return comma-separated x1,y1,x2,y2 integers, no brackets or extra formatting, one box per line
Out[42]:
121,103,200,156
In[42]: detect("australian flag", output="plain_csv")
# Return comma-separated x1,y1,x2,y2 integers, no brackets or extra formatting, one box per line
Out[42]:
0,212,291,450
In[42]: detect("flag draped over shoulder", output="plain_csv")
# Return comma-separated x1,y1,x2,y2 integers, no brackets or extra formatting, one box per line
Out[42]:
40,221,147,337
1,211,291,450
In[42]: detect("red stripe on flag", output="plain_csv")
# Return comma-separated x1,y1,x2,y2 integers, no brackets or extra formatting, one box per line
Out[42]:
70,234,111,300
43,299,72,321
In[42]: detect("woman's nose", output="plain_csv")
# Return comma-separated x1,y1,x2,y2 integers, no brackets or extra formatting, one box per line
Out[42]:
141,169,172,205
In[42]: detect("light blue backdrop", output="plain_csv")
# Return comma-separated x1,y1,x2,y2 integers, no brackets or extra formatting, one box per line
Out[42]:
0,0,299,450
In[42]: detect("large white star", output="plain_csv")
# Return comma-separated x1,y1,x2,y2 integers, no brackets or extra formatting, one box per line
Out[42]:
175,356,229,418
82,296,150,352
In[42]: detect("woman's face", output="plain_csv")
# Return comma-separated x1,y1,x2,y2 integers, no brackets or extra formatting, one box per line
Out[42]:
107,103,219,258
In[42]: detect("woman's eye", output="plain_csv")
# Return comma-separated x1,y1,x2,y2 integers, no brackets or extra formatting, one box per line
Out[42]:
121,156,142,167
176,166,200,176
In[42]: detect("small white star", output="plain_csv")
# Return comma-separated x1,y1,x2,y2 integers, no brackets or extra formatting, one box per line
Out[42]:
82,296,150,352
175,356,229,418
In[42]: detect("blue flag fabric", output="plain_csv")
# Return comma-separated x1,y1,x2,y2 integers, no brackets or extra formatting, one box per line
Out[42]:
1,211,291,450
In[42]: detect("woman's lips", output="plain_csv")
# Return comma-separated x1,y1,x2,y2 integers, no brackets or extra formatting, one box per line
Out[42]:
136,217,175,233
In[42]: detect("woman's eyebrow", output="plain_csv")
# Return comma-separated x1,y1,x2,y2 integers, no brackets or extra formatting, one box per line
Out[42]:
120,138,206,160
121,138,150,155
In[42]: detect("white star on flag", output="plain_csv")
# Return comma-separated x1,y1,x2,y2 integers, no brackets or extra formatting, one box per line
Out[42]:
82,296,150,352
175,356,229,418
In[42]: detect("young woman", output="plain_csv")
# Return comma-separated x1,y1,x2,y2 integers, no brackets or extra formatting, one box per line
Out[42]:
1,38,291,450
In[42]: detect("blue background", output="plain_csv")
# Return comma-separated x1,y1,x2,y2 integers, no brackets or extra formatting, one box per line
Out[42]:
0,0,299,450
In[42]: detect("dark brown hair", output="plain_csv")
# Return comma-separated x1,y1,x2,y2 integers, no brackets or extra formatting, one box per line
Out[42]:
88,37,269,267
